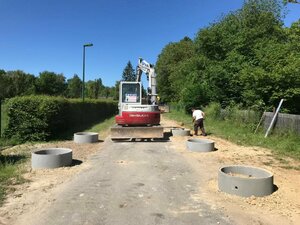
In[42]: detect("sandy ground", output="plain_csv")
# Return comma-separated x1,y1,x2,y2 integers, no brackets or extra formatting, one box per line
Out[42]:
168,136,300,225
0,115,299,225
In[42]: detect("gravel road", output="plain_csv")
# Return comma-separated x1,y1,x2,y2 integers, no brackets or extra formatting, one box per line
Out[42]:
26,137,233,225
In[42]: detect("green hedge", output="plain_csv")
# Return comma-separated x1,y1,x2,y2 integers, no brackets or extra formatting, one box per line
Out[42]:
3,96,117,142
0,101,8,136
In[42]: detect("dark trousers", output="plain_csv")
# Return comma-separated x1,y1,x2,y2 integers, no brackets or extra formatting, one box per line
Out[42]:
194,118,206,135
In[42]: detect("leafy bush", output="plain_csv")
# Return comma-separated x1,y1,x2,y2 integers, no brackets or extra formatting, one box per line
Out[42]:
204,102,222,120
180,82,211,112
0,101,8,136
3,96,117,142
204,102,261,130
169,102,185,113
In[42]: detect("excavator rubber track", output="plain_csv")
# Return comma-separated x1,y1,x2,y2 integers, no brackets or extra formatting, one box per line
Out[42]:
110,125,164,140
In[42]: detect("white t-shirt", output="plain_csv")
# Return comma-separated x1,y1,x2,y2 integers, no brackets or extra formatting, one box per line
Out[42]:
192,110,204,120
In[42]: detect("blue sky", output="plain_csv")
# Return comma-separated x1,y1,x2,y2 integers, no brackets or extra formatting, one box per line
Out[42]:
1,0,299,87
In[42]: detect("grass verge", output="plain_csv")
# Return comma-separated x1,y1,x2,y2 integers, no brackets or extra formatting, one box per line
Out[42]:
0,155,28,205
164,110,300,161
85,116,115,137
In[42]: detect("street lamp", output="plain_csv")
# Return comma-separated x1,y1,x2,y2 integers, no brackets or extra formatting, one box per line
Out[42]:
82,43,93,102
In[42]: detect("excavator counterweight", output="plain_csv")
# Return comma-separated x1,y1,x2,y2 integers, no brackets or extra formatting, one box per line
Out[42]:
111,125,164,139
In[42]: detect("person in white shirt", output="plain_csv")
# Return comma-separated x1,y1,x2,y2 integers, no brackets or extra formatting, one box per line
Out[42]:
192,108,207,136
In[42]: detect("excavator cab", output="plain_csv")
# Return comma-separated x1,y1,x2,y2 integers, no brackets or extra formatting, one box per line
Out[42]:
120,82,141,105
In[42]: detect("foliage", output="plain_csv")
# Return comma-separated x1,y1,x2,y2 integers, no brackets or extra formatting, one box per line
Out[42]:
284,0,300,4
113,81,120,100
204,102,222,120
122,61,136,81
0,70,117,100
66,74,82,98
0,70,36,100
155,0,299,114
35,71,67,96
156,37,196,103
180,81,211,112
3,96,117,142
244,0,285,22
86,78,105,99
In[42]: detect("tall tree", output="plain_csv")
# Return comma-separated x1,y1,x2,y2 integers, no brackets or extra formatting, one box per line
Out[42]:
284,0,299,5
191,0,289,108
122,61,136,81
94,78,104,98
6,70,36,96
0,70,36,99
67,74,82,98
36,71,66,96
85,78,104,99
156,37,196,102
245,0,285,21
156,0,299,113
103,87,111,98
113,81,120,100
0,70,9,100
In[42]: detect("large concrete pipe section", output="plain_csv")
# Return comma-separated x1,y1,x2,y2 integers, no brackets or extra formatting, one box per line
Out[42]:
186,138,215,152
74,132,99,143
218,165,274,197
32,148,73,169
171,128,190,136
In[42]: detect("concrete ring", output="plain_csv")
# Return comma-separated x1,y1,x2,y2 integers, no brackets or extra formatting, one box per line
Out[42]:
218,165,274,197
186,138,215,152
171,128,190,136
74,132,99,143
32,148,73,169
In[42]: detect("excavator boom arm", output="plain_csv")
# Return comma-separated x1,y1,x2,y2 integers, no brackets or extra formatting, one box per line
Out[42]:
136,58,157,104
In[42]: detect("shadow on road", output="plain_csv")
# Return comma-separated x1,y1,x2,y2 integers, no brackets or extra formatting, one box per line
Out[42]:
129,131,172,143
111,131,172,143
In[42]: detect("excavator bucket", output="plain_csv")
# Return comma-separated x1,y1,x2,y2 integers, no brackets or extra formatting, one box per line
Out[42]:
110,125,164,140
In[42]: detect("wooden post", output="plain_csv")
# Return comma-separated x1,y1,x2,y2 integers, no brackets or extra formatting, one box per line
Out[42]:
254,111,265,134
264,99,284,138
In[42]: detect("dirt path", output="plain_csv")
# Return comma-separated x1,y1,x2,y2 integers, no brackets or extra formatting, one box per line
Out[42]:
0,115,299,225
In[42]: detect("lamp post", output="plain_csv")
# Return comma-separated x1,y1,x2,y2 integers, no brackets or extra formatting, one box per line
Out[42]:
82,43,93,102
